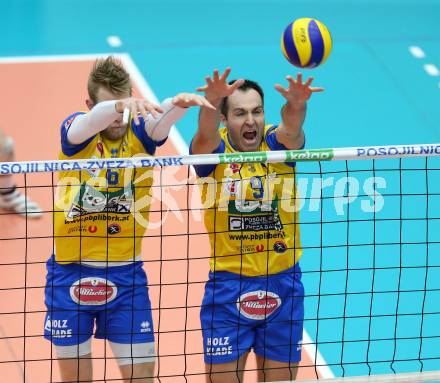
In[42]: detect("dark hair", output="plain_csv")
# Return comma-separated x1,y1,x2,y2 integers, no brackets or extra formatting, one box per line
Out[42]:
220,79,264,116
88,56,132,103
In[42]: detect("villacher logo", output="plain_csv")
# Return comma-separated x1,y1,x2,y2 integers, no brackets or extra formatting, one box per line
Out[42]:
70,277,118,306
237,290,281,320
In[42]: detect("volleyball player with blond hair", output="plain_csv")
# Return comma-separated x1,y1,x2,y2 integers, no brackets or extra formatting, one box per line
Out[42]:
44,55,213,383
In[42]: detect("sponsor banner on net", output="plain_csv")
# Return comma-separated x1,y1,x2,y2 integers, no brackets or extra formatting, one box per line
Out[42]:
356,144,440,158
0,156,185,175
219,152,268,164
286,148,334,162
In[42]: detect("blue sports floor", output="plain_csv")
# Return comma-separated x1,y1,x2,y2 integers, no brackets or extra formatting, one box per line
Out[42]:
1,0,440,380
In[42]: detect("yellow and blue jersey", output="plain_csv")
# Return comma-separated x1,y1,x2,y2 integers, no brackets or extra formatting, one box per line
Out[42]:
54,112,165,263
191,125,303,277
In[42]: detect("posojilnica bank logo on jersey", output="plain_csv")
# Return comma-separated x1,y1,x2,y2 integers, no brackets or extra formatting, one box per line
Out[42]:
67,183,133,219
70,277,117,306
237,290,281,320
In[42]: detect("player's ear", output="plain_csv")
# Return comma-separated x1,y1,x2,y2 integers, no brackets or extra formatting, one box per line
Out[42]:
220,114,227,124
85,99,94,111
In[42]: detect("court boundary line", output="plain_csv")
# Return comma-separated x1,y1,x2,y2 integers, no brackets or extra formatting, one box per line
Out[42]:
0,52,334,380
281,370,440,383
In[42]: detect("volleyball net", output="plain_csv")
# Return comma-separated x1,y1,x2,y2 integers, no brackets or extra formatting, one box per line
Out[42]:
0,143,440,382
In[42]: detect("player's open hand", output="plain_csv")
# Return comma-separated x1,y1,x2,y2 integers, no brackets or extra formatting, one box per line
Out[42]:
274,73,324,108
115,97,164,125
172,93,215,110
196,68,245,103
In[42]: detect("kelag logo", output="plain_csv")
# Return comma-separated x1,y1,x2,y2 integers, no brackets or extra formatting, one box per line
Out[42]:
219,152,268,164
286,149,334,161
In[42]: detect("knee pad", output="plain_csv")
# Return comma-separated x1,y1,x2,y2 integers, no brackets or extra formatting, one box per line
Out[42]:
109,341,155,366
55,338,92,358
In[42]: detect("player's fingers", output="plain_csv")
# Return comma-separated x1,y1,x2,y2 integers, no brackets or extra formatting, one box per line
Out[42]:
213,69,220,81
305,77,314,87
206,76,213,85
220,67,231,81
190,97,202,105
310,87,325,92
274,83,288,95
193,98,206,108
296,73,303,84
196,85,208,92
200,97,216,110
130,103,139,125
189,95,204,105
286,75,296,88
138,101,150,122
230,78,245,91
154,103,164,113
145,102,162,118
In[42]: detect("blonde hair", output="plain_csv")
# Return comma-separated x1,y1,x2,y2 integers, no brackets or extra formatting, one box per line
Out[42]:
87,56,132,103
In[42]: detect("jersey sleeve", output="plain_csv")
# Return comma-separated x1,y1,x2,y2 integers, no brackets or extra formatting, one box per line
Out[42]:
131,116,167,156
189,139,226,177
61,112,95,157
265,125,305,168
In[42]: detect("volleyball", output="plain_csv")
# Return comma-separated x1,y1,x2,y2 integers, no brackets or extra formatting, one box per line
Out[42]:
281,18,332,69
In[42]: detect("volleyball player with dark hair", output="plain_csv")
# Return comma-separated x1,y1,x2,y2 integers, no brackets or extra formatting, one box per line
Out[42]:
191,68,323,382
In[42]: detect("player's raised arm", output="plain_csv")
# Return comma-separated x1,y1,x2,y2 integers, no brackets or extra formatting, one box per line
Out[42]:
274,73,324,150
67,97,163,145
144,93,214,142
68,94,213,145
191,68,244,154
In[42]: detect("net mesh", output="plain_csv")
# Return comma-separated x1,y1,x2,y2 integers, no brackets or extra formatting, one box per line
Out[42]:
0,148,440,383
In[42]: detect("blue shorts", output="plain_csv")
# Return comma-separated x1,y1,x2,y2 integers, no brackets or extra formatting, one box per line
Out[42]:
44,256,154,346
200,264,304,364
